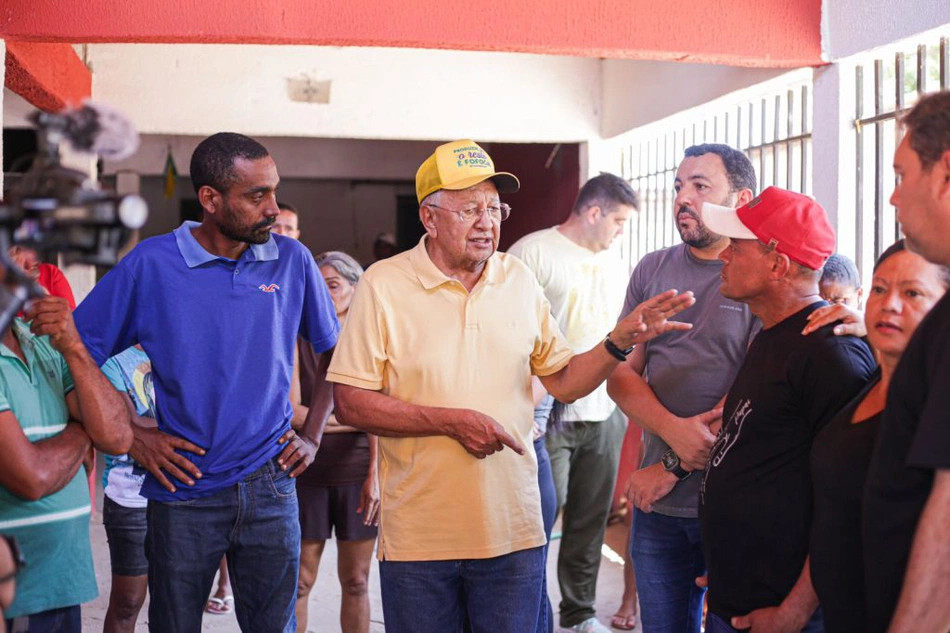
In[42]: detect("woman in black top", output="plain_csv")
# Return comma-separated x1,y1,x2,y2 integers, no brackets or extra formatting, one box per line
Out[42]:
805,240,949,632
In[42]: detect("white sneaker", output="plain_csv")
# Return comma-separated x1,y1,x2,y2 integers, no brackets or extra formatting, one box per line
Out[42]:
563,617,612,633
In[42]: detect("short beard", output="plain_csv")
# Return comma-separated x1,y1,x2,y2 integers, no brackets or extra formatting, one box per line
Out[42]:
676,190,736,248
219,205,275,245
676,205,722,249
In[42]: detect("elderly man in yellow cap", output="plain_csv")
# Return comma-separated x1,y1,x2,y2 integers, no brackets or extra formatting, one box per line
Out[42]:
326,139,695,632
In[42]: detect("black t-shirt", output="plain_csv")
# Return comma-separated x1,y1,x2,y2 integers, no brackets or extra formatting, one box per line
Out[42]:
700,302,875,621
863,292,950,633
810,371,881,633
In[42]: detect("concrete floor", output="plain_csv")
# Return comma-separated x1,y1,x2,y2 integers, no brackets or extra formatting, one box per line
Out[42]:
80,511,634,632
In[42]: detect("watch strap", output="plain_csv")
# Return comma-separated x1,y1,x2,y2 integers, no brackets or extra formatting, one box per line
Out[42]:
604,334,634,361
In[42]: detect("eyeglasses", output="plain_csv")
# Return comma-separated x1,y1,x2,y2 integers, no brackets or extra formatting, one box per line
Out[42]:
425,202,511,222
0,535,25,585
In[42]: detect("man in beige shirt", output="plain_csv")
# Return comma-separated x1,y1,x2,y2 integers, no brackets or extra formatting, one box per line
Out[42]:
327,139,695,633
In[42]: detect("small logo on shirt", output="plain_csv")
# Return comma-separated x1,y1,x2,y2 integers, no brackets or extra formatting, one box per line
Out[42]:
258,284,280,293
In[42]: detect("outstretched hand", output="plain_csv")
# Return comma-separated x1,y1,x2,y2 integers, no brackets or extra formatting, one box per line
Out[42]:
612,290,695,349
802,303,865,337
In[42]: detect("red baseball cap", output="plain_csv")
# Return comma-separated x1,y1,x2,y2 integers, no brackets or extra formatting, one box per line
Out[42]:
700,186,836,270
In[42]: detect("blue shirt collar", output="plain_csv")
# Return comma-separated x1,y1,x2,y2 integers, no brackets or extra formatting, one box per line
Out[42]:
173,221,279,268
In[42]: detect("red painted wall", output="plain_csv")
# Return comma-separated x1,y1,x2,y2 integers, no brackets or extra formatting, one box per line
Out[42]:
4,42,91,111
490,142,580,251
2,0,823,68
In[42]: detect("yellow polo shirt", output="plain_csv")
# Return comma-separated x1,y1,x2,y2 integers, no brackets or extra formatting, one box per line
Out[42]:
327,237,574,561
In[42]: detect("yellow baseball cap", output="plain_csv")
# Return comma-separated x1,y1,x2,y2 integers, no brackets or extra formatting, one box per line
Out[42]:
415,140,520,203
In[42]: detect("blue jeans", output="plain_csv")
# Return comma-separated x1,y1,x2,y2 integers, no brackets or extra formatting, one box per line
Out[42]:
631,508,706,633
6,605,81,633
145,457,300,633
380,546,547,633
536,438,557,540
535,437,556,633
706,609,826,633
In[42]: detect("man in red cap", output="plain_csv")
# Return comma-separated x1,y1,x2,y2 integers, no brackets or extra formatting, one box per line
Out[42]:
697,187,875,632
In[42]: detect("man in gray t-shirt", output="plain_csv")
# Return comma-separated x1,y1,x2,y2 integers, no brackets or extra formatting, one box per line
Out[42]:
607,144,759,633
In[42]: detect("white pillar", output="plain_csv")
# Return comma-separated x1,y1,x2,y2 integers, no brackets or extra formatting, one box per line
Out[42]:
811,61,858,260
57,145,100,303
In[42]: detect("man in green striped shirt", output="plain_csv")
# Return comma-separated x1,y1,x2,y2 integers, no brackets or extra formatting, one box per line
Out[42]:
0,294,132,632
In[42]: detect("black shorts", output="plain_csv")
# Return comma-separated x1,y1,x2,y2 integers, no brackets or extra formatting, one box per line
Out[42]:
102,496,148,577
297,483,378,542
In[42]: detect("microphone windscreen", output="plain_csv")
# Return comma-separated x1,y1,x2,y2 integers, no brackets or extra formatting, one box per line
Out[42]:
64,101,140,161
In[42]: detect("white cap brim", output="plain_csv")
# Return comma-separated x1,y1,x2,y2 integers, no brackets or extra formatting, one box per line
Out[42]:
701,202,758,240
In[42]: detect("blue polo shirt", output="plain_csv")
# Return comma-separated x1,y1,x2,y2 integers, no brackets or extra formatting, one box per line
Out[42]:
74,221,339,501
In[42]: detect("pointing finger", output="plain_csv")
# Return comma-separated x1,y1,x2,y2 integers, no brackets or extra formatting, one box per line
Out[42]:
497,429,525,455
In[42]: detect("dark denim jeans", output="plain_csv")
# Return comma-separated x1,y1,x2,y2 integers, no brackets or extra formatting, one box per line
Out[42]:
145,457,300,633
631,508,706,633
6,605,81,633
706,609,826,633
379,546,547,633
535,437,556,633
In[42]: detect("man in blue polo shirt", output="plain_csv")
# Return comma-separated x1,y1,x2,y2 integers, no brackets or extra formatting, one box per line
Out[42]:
74,132,340,633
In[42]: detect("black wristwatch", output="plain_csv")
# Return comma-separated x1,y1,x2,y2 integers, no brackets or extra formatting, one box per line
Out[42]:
603,333,635,361
661,449,692,481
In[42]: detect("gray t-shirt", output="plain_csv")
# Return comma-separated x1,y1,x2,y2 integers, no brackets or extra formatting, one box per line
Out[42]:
621,243,760,517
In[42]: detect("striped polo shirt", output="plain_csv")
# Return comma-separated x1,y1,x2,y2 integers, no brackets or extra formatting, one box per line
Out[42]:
0,319,97,618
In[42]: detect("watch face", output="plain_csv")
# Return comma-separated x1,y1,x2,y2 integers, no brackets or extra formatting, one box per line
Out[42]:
661,450,678,470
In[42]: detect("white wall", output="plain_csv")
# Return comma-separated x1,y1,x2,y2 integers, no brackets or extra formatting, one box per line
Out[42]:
104,134,434,179
2,88,34,129
601,59,790,139
589,68,813,174
824,0,950,60
88,44,601,143
131,174,410,265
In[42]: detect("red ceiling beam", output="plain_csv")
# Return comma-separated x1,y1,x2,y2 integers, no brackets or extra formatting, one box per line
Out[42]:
1,0,824,69
4,41,91,112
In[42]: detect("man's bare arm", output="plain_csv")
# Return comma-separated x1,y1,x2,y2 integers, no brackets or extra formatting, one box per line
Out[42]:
540,289,695,403
887,469,950,633
731,557,819,632
299,350,334,447
0,409,91,501
280,349,334,476
334,384,524,459
27,297,132,455
607,345,720,471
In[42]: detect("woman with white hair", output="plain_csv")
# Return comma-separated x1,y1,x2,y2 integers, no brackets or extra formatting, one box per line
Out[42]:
294,251,379,633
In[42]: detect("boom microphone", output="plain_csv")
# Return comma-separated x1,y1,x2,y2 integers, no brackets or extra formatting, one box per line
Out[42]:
31,101,141,161
0,101,148,334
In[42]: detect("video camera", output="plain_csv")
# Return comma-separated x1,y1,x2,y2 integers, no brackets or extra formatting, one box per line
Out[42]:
0,102,147,332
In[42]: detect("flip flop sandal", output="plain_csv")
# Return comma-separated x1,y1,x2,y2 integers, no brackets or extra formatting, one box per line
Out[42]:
205,595,234,615
610,611,637,631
